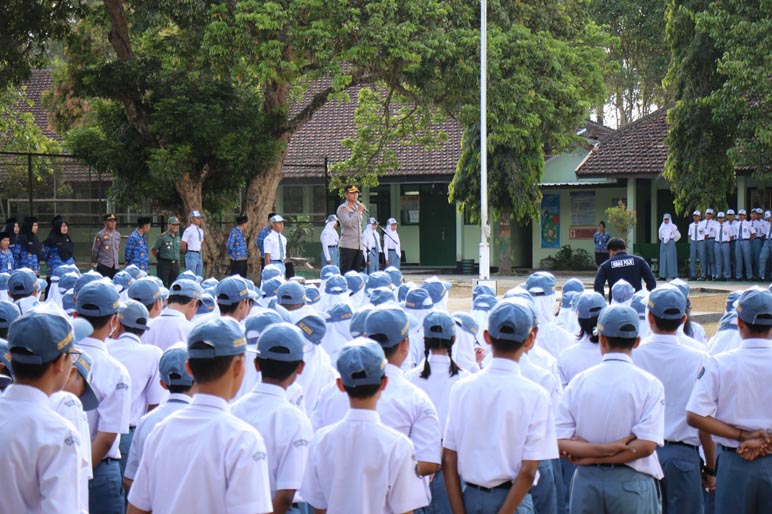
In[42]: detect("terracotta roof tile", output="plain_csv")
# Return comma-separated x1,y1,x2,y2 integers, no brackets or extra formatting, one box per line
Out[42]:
577,108,668,178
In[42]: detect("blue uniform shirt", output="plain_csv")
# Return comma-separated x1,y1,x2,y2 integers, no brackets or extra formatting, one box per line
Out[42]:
124,229,150,271
256,225,271,255
16,249,39,272
594,251,657,301
226,227,248,260
0,249,14,272
593,232,611,253
42,245,75,276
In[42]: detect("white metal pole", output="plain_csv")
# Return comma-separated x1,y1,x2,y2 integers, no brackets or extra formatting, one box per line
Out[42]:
479,0,490,280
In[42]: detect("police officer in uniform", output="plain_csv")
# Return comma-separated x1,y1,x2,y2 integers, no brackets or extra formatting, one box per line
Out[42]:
152,216,182,288
594,238,657,301
92,213,121,279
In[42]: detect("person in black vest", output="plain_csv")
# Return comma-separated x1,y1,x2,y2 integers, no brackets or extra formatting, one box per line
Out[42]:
594,238,657,301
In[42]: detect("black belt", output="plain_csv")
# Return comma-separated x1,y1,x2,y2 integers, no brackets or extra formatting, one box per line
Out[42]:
328,245,337,248
129,425,137,430
665,440,698,451
466,481,512,493
188,250,200,253
101,457,118,464
705,238,715,240
159,258,178,263
719,444,737,453
590,463,626,469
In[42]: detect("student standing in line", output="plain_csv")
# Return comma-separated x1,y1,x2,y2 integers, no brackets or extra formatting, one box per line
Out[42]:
384,217,402,270
658,213,680,280
320,214,340,268
181,210,205,278
263,215,289,278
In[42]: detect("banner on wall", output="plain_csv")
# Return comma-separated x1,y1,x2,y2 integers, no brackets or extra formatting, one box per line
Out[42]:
541,194,560,248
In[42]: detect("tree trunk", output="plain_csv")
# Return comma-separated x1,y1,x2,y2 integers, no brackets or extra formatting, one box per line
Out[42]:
243,136,290,280
175,170,228,278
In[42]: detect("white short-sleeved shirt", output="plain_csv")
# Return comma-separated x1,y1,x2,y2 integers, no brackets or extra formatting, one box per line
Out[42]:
444,358,557,488
293,344,337,414
312,363,441,465
536,322,575,360
520,353,563,416
0,385,82,514
320,225,339,262
407,355,469,433
108,332,165,425
708,328,742,355
128,393,273,514
142,308,193,351
51,391,93,514
181,225,204,252
234,348,306,408
632,335,707,446
79,337,132,459
300,409,427,513
687,338,772,448
558,337,603,387
556,353,664,479
232,383,314,497
263,231,287,262
125,393,191,481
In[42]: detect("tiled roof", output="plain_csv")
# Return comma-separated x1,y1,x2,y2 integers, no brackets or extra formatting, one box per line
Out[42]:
15,69,60,141
577,107,669,178
282,85,462,180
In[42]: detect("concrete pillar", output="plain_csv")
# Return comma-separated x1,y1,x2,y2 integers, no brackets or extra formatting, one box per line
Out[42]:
737,175,747,210
626,178,636,246
651,178,659,243
275,185,284,213
456,203,464,262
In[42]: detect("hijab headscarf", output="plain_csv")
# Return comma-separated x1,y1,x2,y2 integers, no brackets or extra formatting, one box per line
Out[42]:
43,219,73,262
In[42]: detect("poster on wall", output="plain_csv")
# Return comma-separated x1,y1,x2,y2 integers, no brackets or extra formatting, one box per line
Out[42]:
541,194,560,248
571,191,596,226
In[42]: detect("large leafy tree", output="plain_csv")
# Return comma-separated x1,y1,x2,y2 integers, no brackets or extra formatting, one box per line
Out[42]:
663,0,735,213
51,0,606,273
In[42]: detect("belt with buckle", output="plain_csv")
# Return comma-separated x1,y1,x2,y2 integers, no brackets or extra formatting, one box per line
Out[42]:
665,440,698,451
718,444,737,453
328,245,337,248
188,250,200,253
465,481,512,493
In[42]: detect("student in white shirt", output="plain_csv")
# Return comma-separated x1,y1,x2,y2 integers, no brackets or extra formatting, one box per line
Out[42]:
686,288,772,514
383,217,402,269
236,310,284,400
1,310,86,514
407,311,469,513
264,214,289,277
320,214,339,268
75,281,132,514
558,292,606,388
526,272,575,358
142,278,202,351
658,213,681,279
233,323,314,514
363,217,382,274
443,299,557,514
557,305,664,514
301,338,427,513
124,345,196,491
181,210,205,278
632,286,709,514
108,300,165,478
127,318,272,514
127,277,164,319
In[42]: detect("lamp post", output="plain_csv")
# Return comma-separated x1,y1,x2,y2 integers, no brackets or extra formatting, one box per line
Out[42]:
479,0,490,281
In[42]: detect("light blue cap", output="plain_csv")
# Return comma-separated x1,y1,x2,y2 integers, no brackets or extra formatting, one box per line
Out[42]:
295,313,327,344
423,311,455,341
257,322,305,362
473,294,498,312
123,264,144,280
128,277,162,305
261,264,284,282
8,269,39,296
717,310,738,331
74,270,103,295
197,293,216,315
366,271,392,292
736,288,772,326
324,275,347,295
305,286,321,305
364,305,412,348
215,276,250,305
118,300,151,331
320,264,341,281
473,284,495,300
384,266,403,287
0,273,10,290
561,290,579,309
245,310,284,345
0,339,12,378
8,311,81,364
726,290,741,312
631,291,648,317
575,292,608,319
669,278,690,299
611,279,635,303
112,270,134,292
369,287,396,306
397,282,414,302
71,338,99,411
647,286,686,320
452,311,479,336
277,281,306,306
170,278,203,300
525,272,557,296
487,299,534,342
159,347,194,387
62,291,75,312
404,287,433,310
187,318,247,358
52,264,79,281
178,270,202,283
76,281,120,316
261,277,282,298
421,277,451,303
337,337,387,387
59,272,79,292
0,302,21,328
563,278,584,294
269,214,286,223
597,304,640,338
349,307,373,338
201,277,220,289
327,303,354,323
345,271,365,294
325,214,338,224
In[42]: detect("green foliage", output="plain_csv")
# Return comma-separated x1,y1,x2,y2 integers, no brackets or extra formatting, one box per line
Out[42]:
285,215,313,257
551,245,596,271
0,1,81,88
663,0,735,214
605,200,637,236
